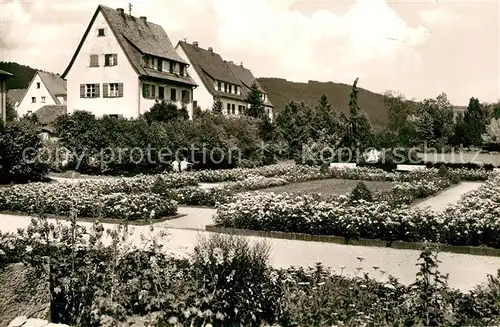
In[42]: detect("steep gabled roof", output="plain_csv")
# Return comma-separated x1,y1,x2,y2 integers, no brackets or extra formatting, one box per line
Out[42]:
177,41,245,101
18,71,67,106
226,62,274,107
62,5,195,86
39,71,67,104
34,105,67,126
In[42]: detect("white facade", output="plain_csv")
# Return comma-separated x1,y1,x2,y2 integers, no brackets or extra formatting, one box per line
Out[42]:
66,11,193,119
66,11,139,118
17,74,58,117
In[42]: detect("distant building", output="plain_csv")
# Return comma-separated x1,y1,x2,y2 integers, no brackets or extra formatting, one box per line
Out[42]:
62,5,197,119
0,69,13,124
6,88,26,110
176,41,273,120
452,105,467,122
17,71,67,117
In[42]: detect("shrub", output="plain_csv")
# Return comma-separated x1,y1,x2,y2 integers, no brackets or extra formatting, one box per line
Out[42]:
0,118,49,183
349,181,373,202
190,234,283,325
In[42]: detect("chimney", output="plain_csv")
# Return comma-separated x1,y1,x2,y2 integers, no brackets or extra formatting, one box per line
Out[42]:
116,8,124,14
140,16,147,22
193,41,198,47
208,47,213,53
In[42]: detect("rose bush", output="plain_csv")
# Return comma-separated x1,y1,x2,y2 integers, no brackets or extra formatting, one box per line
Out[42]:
214,187,500,248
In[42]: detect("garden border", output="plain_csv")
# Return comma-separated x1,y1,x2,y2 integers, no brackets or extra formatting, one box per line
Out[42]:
205,225,500,257
0,211,187,226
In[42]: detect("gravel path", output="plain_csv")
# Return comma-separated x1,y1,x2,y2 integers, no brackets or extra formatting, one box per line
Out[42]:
414,181,484,212
1,209,499,292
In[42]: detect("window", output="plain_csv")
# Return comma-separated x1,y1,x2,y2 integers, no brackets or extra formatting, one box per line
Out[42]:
104,54,118,66
159,86,165,99
217,81,222,91
142,83,155,98
80,84,99,98
227,103,231,115
170,88,177,101
169,61,176,73
231,104,235,115
97,28,105,36
90,54,99,67
36,82,40,89
229,85,233,93
181,90,190,103
238,105,244,114
158,59,163,71
31,97,36,103
224,83,228,93
41,96,46,103
103,83,123,97
179,65,185,76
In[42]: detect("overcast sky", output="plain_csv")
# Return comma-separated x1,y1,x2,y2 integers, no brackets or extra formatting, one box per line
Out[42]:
1,0,498,105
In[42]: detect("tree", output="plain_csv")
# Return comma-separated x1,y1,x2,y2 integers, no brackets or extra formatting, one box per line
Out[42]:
212,96,223,114
462,97,488,146
383,91,418,146
344,78,372,150
312,94,340,139
6,100,16,122
417,93,454,147
245,82,265,119
276,101,314,158
143,100,188,124
482,118,500,144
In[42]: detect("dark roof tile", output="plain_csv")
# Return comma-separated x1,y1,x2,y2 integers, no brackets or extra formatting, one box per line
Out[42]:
38,71,67,104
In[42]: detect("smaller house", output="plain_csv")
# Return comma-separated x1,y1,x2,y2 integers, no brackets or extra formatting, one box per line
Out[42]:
452,106,467,122
0,69,13,124
17,71,67,118
33,104,67,140
6,88,26,109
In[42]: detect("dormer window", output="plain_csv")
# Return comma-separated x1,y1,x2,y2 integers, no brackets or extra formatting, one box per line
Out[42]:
169,61,176,73
180,65,185,76
217,81,222,91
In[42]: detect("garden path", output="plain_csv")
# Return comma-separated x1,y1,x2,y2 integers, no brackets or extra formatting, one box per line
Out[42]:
414,181,484,212
1,209,499,293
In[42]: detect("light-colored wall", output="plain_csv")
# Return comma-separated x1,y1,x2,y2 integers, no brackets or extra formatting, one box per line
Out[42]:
139,80,193,119
17,73,57,117
0,79,6,123
57,95,67,105
175,45,214,111
65,11,139,118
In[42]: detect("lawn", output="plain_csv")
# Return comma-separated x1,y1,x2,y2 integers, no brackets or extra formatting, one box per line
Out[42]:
260,179,394,197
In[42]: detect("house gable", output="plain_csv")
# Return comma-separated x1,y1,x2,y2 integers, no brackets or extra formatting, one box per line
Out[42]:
17,72,60,117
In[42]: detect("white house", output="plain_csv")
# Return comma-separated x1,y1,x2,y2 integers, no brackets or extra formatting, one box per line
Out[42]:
17,71,67,117
175,41,274,120
62,5,197,119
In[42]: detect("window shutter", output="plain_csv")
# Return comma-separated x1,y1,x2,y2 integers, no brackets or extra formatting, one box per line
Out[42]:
151,85,156,98
103,83,108,98
118,83,123,97
80,84,85,98
95,84,100,98
113,54,118,66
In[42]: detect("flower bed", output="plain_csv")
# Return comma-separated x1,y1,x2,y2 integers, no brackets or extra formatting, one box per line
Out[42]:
213,188,500,248
0,176,184,220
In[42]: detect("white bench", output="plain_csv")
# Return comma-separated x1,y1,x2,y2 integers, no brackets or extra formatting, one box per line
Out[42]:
396,164,426,171
330,163,357,169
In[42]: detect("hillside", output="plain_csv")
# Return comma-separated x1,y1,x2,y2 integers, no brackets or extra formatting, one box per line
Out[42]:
257,78,389,127
0,62,38,90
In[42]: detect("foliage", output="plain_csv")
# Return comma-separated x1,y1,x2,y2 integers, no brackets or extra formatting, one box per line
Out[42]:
349,181,373,202
142,99,189,124
211,96,223,114
0,61,37,89
0,118,49,183
245,82,265,119
462,97,488,146
482,117,500,144
6,100,17,122
0,213,499,326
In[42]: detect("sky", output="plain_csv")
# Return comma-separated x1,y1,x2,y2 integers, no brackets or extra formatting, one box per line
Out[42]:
1,0,499,105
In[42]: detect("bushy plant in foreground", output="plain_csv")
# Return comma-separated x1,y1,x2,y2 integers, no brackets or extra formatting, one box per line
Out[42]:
1,217,498,326
349,181,373,202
